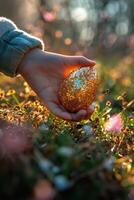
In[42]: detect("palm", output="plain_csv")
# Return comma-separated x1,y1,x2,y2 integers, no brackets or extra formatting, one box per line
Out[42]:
20,50,96,121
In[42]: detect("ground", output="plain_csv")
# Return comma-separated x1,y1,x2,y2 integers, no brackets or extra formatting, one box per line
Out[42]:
0,55,133,200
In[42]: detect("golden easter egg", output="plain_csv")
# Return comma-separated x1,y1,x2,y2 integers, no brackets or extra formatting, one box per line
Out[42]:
59,67,98,112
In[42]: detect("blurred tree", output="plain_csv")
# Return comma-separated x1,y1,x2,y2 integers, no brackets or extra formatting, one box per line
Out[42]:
128,0,134,34
0,0,133,56
37,0,133,56
0,0,40,28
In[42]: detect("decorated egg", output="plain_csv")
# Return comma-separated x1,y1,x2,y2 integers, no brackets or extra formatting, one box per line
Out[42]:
59,67,98,112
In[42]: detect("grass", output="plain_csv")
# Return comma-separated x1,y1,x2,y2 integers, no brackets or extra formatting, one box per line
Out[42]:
0,55,133,200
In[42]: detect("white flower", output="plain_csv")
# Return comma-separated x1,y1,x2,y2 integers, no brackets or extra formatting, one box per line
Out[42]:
39,124,49,132
103,157,115,171
82,124,93,136
58,147,74,157
39,159,53,172
54,175,71,191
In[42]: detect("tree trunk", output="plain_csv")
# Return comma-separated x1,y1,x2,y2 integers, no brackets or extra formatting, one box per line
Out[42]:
0,0,39,28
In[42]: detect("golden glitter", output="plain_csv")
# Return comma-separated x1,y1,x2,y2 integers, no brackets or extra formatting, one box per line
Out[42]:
59,67,98,112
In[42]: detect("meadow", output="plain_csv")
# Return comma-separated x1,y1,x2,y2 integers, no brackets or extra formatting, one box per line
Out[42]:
0,53,133,199
0,0,134,199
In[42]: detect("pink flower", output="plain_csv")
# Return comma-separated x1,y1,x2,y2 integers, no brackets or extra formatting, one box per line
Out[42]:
104,114,123,133
43,11,56,22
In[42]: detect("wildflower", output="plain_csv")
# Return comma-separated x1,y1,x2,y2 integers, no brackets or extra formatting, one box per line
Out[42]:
58,147,74,157
39,159,53,172
54,175,72,191
0,89,5,98
82,124,93,136
106,101,111,107
103,156,115,171
6,89,15,96
39,124,49,132
104,114,123,133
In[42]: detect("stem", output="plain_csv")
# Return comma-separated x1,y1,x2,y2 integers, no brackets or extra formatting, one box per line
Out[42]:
12,94,20,105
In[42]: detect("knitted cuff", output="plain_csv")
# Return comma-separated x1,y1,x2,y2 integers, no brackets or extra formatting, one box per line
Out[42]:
0,29,44,77
0,17,17,37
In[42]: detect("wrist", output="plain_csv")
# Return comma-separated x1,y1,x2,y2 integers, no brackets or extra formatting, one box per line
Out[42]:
0,27,44,77
17,48,43,75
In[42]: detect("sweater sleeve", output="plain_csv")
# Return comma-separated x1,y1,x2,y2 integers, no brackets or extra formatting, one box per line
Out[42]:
0,17,44,77
0,17,17,37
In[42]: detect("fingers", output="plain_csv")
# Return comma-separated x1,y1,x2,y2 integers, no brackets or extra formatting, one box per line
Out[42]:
46,102,95,121
38,88,90,121
66,56,96,68
84,104,95,119
47,102,72,120
70,109,87,121
70,105,94,121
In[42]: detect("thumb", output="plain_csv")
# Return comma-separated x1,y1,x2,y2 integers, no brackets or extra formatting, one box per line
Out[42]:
66,56,96,67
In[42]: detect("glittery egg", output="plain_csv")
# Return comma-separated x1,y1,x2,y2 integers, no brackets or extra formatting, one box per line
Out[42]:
59,67,98,112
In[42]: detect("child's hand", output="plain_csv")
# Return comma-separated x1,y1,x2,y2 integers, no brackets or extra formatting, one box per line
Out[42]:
18,49,96,121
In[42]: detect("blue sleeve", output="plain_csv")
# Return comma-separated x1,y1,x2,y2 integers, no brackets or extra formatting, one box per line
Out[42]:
0,17,44,77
